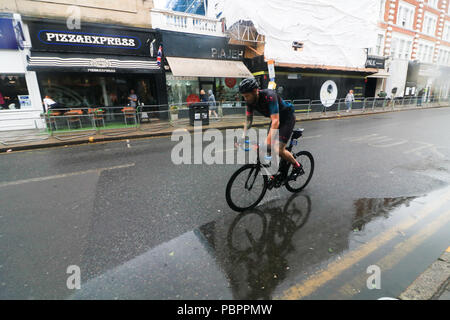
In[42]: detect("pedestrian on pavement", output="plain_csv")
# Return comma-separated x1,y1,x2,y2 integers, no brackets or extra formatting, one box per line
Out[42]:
345,90,355,112
128,89,138,108
43,95,63,112
200,89,208,103
417,88,425,106
208,89,219,120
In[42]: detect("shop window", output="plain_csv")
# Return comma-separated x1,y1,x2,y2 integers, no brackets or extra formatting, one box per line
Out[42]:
37,73,158,109
0,75,29,111
166,75,200,106
216,78,243,107
165,75,244,107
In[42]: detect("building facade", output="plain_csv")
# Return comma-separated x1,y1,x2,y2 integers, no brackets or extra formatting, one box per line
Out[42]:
0,12,43,130
373,0,450,99
216,0,382,109
26,18,165,115
0,0,154,29
0,0,168,130
151,6,252,109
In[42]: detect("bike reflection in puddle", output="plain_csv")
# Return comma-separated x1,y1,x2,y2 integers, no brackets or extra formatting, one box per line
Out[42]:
198,193,311,300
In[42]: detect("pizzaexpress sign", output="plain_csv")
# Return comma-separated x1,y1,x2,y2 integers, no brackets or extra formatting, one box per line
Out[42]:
27,21,157,57
38,30,141,49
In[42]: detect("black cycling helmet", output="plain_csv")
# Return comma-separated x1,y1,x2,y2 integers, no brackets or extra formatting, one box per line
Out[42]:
239,78,259,93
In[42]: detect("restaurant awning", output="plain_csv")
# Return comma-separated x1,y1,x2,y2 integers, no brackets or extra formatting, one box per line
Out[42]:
166,57,253,78
27,52,162,73
367,70,390,78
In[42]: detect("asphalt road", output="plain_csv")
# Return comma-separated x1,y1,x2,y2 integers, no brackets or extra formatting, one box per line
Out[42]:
1,107,450,300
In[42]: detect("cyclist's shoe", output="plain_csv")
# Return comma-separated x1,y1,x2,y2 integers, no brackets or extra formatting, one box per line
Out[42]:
289,164,304,180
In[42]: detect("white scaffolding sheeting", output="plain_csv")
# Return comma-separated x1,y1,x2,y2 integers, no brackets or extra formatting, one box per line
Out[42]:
221,0,379,69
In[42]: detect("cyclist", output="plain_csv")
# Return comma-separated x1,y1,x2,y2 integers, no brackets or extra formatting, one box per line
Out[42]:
239,78,302,177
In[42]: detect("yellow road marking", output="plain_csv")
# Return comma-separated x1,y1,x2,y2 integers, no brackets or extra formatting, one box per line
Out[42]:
333,209,450,299
278,189,450,300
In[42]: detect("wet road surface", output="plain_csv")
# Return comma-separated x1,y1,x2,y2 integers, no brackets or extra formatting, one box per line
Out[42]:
1,107,449,299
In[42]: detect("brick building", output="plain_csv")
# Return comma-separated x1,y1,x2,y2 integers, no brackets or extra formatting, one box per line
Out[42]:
370,0,450,99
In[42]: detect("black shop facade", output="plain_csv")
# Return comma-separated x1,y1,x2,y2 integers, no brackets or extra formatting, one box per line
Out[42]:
246,55,378,107
25,18,167,117
160,30,252,107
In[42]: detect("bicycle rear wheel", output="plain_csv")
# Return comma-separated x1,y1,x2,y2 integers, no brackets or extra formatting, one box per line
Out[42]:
285,151,314,193
226,164,268,212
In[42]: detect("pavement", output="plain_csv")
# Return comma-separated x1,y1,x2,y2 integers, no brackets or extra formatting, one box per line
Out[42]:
399,247,450,300
1,101,448,154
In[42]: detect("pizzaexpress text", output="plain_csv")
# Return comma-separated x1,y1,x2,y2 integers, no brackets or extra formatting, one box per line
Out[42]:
41,32,138,47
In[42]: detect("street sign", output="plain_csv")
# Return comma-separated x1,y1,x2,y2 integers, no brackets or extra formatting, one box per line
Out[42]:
267,59,275,80
366,55,385,69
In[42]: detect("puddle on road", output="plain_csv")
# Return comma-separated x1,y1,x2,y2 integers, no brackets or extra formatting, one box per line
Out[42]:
351,196,416,232
68,187,450,300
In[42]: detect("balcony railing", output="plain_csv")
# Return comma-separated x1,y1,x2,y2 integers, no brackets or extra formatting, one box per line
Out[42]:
151,9,225,37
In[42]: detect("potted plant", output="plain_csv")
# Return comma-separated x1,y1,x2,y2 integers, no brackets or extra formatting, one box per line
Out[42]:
169,105,179,121
378,91,387,98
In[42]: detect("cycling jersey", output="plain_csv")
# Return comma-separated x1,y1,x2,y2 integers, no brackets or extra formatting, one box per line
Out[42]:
246,89,295,119
246,89,296,144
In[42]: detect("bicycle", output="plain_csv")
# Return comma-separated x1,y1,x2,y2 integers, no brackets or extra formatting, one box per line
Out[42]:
226,128,314,212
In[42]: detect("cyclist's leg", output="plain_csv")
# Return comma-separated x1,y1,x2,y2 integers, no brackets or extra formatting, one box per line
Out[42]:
275,114,297,166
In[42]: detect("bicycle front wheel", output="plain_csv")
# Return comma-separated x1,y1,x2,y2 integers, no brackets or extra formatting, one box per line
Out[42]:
226,164,268,212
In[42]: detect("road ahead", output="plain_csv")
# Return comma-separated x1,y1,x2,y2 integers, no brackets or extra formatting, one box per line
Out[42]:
1,107,450,300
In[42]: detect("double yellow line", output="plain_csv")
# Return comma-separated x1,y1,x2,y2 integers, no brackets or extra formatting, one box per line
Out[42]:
278,189,450,300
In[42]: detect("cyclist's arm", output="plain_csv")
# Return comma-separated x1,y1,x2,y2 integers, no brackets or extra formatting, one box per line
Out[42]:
267,113,280,146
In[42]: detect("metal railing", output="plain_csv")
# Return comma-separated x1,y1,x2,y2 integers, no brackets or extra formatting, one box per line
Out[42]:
151,8,225,36
1,95,448,147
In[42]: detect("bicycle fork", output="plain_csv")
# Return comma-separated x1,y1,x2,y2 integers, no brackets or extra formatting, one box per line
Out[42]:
245,166,260,191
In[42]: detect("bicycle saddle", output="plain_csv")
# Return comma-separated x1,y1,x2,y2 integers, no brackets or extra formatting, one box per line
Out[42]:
291,128,304,139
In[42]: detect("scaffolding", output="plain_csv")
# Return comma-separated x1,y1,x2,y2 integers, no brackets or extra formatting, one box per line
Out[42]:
226,20,265,44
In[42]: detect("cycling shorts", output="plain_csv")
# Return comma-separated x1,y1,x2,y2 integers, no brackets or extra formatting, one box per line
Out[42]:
268,111,296,144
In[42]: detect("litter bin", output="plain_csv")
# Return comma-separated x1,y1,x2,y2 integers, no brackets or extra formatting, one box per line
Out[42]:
189,102,209,126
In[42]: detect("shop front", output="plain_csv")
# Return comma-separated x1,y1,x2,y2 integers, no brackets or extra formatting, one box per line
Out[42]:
365,55,388,98
161,30,252,109
247,56,375,111
0,13,43,131
405,61,450,102
25,18,167,124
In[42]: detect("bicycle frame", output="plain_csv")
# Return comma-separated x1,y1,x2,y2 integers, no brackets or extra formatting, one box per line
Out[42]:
244,131,303,191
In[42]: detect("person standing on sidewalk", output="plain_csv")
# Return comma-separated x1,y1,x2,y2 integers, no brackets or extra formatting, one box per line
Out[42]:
417,88,425,106
345,90,355,112
208,90,219,120
199,89,208,104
